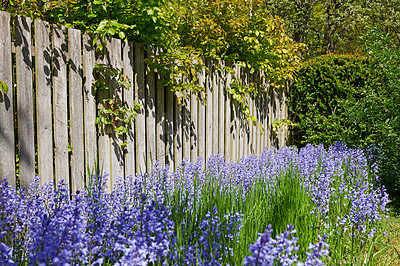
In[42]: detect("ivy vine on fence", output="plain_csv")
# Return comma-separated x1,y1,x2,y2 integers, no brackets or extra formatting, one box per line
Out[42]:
92,63,141,147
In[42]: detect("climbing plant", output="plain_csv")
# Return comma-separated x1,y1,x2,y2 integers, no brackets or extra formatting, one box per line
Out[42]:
92,63,141,146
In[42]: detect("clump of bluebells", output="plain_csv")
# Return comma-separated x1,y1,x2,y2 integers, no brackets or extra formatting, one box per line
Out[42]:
0,142,390,265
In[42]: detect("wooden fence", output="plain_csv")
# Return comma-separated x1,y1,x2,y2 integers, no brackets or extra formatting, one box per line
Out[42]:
0,11,288,193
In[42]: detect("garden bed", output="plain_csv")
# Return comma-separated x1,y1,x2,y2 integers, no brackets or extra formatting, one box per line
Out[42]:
0,142,391,265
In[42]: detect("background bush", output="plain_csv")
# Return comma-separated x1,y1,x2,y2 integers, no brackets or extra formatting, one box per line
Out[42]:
289,28,400,208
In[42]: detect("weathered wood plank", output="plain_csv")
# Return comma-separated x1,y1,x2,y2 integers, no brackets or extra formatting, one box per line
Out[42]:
205,59,213,161
224,63,232,162
82,34,98,178
249,94,255,155
122,41,135,175
212,60,219,155
109,38,124,186
237,67,244,160
218,62,225,156
52,24,69,187
190,90,198,161
197,59,206,164
231,64,240,162
183,95,191,160
243,68,250,157
174,95,183,170
134,43,146,173
96,39,111,187
16,16,35,188
282,84,288,147
155,69,166,167
0,11,15,186
165,85,174,168
34,19,53,185
68,27,85,193
145,46,156,170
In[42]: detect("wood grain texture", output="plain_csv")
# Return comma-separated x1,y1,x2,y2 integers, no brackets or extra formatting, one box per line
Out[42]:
16,15,35,188
82,34,98,177
212,61,219,155
145,46,156,170
35,19,53,185
218,62,225,156
122,41,136,175
68,27,85,193
224,64,232,162
155,71,166,167
197,60,206,165
165,84,174,168
134,43,146,173
174,95,182,170
109,38,124,187
183,95,191,161
0,11,15,186
52,24,69,187
96,38,111,187
190,91,198,161
205,59,213,161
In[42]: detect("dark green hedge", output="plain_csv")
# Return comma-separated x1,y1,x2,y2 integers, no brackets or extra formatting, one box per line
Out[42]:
288,54,387,148
289,31,400,208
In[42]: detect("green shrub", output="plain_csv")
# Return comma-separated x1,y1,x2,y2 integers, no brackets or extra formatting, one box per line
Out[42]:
289,53,387,147
289,28,400,208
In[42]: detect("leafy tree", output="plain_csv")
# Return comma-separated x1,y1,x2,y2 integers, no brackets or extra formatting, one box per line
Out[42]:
264,0,400,56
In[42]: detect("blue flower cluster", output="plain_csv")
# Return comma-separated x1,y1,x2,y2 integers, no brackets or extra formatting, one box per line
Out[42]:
244,225,329,266
0,142,389,265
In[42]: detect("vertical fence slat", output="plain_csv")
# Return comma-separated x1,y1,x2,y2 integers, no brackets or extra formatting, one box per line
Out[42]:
52,24,69,186
134,43,146,173
165,85,174,168
68,28,85,192
205,59,213,161
249,95,255,154
123,41,136,175
155,70,166,167
232,64,239,162
197,61,206,164
145,46,156,169
261,92,266,152
35,19,53,185
183,96,191,160
237,67,244,160
218,63,225,156
282,84,288,147
82,34,97,177
0,11,15,186
212,61,219,155
97,40,111,184
190,91,198,161
257,72,263,153
109,38,124,184
16,16,35,188
174,96,182,170
224,64,232,162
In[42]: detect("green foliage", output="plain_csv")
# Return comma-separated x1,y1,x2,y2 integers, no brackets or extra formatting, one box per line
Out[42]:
264,0,400,57
1,0,303,124
0,80,8,94
288,53,386,147
289,27,400,207
92,64,141,142
171,0,304,86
